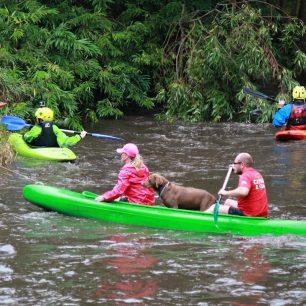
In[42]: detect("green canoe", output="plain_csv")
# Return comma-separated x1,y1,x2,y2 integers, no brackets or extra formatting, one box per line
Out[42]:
23,184,306,236
9,133,76,161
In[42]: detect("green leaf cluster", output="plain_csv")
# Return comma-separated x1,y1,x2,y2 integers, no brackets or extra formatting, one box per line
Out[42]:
0,0,305,126
157,1,306,122
0,0,159,128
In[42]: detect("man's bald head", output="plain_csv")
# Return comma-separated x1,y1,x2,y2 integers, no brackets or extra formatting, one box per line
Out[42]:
235,153,253,167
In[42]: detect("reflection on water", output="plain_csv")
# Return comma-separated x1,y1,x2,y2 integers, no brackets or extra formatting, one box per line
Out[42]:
271,144,306,190
95,234,159,302
1,116,306,304
270,142,306,218
224,242,271,305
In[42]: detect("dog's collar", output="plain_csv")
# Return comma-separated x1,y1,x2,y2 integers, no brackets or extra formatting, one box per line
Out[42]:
158,181,170,199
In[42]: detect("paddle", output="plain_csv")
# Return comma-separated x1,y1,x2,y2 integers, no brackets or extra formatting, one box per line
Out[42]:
213,165,233,225
1,115,124,141
243,88,279,120
243,87,277,103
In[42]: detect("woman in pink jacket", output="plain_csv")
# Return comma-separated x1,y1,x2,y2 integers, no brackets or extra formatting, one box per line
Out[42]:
95,143,155,205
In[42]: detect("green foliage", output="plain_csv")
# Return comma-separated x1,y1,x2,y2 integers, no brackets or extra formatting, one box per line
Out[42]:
97,98,123,118
0,128,15,166
0,0,164,128
0,0,306,126
155,2,306,122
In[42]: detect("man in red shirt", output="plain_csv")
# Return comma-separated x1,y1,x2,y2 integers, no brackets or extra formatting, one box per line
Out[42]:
206,153,268,217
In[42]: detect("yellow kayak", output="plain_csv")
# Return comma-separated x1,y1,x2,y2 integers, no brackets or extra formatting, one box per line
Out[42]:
9,133,76,161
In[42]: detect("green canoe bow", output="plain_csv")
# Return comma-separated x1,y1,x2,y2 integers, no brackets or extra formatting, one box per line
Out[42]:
23,184,306,236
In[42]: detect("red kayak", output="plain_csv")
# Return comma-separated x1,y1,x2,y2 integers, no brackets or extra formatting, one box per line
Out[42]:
275,129,306,141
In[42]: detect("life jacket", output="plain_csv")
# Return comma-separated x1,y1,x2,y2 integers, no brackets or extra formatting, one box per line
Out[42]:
30,122,59,147
287,103,306,130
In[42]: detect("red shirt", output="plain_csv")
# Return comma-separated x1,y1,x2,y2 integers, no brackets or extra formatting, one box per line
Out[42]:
102,163,155,205
237,167,268,217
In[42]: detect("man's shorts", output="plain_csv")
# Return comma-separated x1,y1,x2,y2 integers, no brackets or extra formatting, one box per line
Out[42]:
228,206,245,216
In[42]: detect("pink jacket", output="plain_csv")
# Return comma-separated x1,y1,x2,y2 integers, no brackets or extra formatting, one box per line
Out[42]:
101,163,155,205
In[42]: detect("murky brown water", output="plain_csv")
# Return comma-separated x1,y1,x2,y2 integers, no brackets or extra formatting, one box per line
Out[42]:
1,115,306,305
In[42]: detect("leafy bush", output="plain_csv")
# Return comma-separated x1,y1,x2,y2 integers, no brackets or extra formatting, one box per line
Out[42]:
0,1,305,125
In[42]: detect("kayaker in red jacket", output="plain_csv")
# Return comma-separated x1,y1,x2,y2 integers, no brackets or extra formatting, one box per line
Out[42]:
95,143,155,205
205,153,268,217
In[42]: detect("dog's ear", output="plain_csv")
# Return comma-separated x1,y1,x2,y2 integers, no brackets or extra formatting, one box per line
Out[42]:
161,175,167,182
155,175,164,188
147,174,156,188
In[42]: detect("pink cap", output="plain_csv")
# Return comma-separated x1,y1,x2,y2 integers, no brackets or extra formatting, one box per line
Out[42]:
116,143,139,158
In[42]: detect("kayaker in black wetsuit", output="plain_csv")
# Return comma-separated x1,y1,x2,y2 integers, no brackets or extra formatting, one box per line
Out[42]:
24,107,87,147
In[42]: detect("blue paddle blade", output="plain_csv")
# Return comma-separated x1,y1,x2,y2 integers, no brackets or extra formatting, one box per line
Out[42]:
1,115,31,130
1,115,25,124
3,123,27,131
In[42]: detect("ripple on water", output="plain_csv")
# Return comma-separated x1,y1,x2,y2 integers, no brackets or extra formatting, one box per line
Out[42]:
1,118,306,305
0,264,14,283
0,244,16,256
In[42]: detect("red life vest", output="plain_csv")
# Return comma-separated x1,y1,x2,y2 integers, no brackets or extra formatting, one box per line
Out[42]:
287,104,306,130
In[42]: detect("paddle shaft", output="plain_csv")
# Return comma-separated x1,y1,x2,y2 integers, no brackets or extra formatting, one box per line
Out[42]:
1,115,124,141
217,165,233,204
60,129,121,140
243,87,278,103
213,165,233,225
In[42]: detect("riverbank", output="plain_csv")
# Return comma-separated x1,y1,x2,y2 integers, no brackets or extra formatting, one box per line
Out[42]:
0,129,14,166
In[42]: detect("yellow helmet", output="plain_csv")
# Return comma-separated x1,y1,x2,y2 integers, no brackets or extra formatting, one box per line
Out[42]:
35,107,54,121
292,86,306,100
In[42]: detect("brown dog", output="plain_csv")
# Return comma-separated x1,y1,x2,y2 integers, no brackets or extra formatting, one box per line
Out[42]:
142,173,216,211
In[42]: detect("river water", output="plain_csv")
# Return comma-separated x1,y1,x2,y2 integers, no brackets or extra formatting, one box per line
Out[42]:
1,115,306,305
